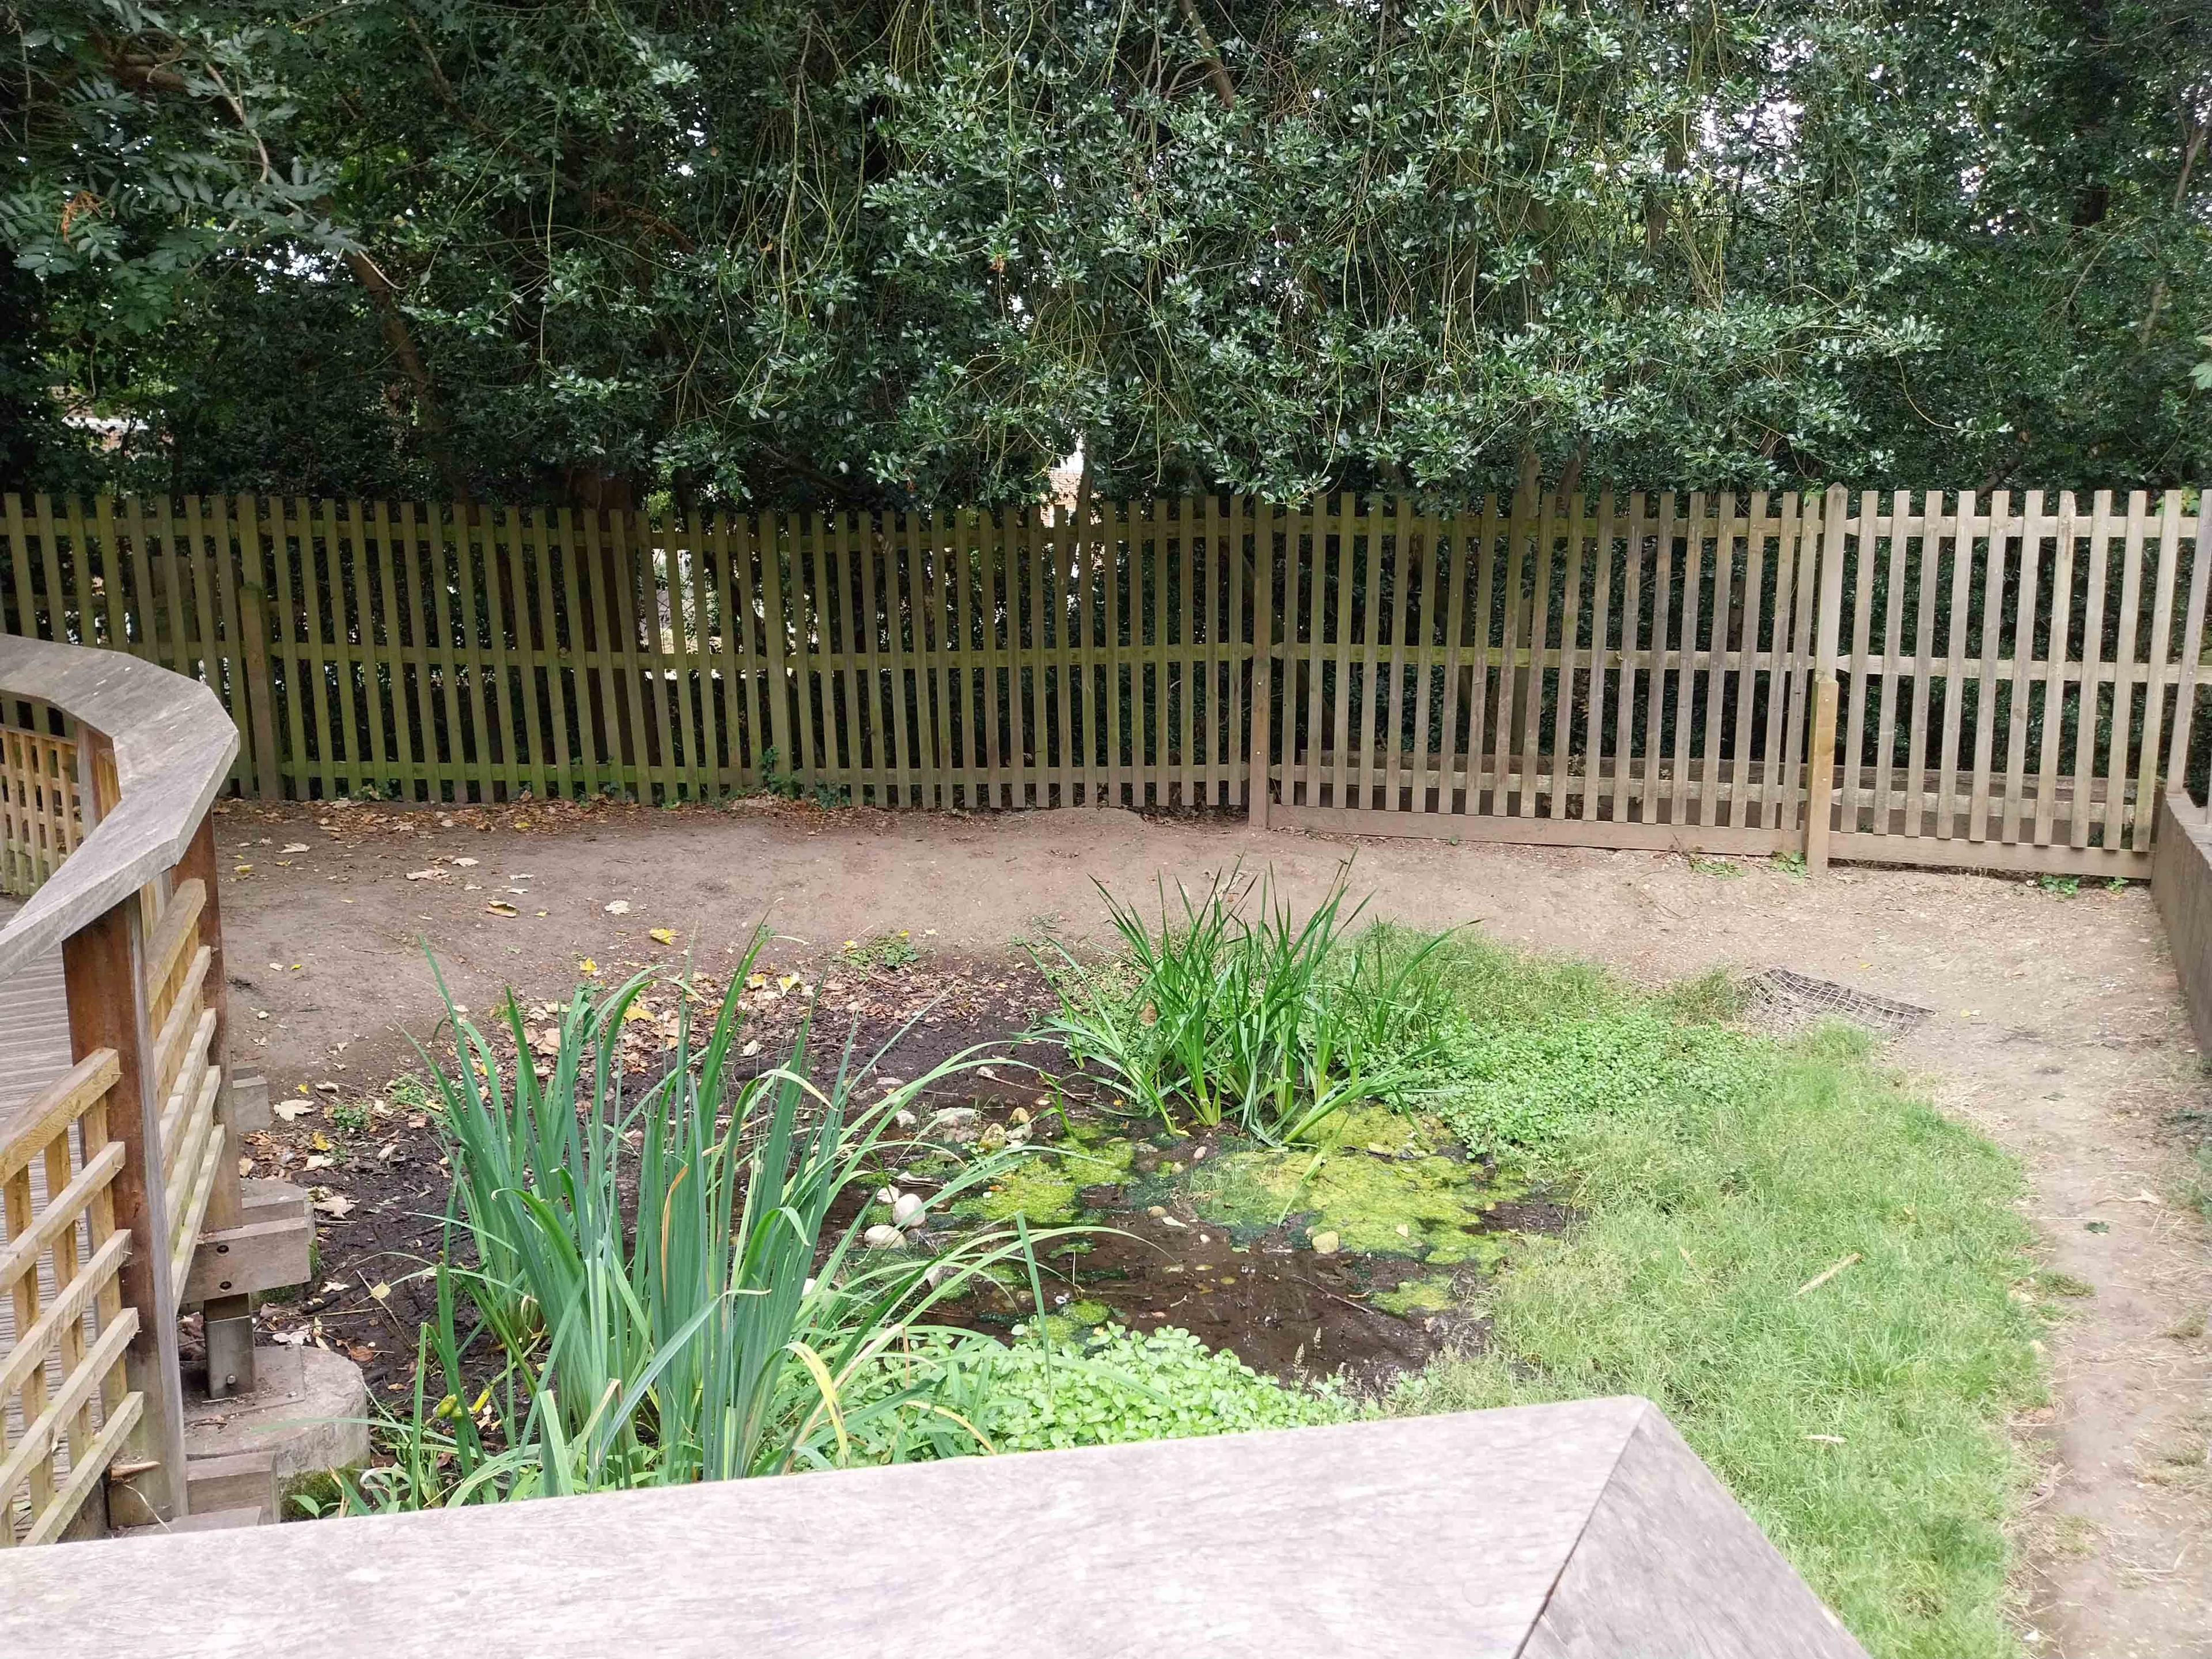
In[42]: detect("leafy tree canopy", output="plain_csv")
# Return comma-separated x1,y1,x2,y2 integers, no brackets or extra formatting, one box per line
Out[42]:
2,0,2206,507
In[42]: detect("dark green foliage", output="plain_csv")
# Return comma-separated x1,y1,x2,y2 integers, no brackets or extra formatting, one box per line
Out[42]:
2,1,2206,504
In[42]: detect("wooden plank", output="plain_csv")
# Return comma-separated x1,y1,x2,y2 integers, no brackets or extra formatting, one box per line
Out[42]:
1665,493,1704,829
704,512,742,793
612,512,665,799
2104,491,2149,849
729,514,769,790
1298,502,1326,811
1580,492,1616,821
1932,492,1975,839
1781,491,1821,833
2070,491,2114,848
339,502,388,797
1869,493,1907,838
2162,490,2212,793
290,499,337,798
1376,501,1408,812
1219,495,1241,808
2035,495,2080,845
1897,493,1938,839
1966,491,2009,842
871,517,907,809
1999,493,2047,845
1639,494,1676,825
1324,498,1356,812
2133,493,2186,835
1550,495,1586,821
1697,494,1733,830
1407,509,1441,815
33,494,69,648
1245,500,1272,823
533,507,577,800
1144,501,1166,809
484,507,535,800
1729,493,1771,829
1518,494,1554,816
1604,495,1643,825
1277,800,1787,856
1460,497,1500,819
403,502,454,800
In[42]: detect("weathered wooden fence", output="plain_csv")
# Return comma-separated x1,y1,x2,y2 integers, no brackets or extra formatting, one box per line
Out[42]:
2,487,2205,876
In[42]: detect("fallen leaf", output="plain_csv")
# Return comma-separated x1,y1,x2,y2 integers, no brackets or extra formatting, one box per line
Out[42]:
281,842,310,854
346,1343,377,1363
605,899,632,915
649,927,676,945
369,1281,391,1301
740,1038,762,1057
578,958,598,976
273,1100,312,1122
485,900,519,916
406,869,442,881
314,1194,355,1218
302,1154,333,1171
233,863,253,874
454,857,479,868
622,1003,654,1024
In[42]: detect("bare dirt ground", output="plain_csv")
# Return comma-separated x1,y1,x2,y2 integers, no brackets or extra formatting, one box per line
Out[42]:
209,793,2212,1657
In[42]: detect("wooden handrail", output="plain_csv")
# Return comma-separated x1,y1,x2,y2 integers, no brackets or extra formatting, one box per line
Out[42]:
0,637,241,1539
0,637,236,985
0,1400,1869,1656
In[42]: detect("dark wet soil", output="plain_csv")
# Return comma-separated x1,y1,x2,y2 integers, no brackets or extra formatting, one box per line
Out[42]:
244,949,1566,1401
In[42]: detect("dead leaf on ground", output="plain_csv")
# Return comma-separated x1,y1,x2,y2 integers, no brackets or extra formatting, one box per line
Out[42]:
273,1100,312,1122
485,900,519,916
649,927,676,945
314,1194,355,1218
281,842,310,854
605,899,632,915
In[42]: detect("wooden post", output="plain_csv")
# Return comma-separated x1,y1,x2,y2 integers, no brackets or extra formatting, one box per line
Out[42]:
1805,676,1839,874
174,813,252,1397
63,892,187,1524
1804,485,1850,873
1246,501,1273,828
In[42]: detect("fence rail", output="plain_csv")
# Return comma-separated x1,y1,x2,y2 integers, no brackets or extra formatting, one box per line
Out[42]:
2,487,2205,876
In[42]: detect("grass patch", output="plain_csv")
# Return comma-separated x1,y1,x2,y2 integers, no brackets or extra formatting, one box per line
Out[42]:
1387,937,2043,1659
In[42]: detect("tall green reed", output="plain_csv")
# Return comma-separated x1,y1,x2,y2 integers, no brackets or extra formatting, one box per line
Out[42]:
342,939,1056,1507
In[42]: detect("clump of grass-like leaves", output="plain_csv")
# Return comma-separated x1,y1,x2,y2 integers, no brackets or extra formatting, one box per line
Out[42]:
1028,863,1453,1142
319,939,1055,1509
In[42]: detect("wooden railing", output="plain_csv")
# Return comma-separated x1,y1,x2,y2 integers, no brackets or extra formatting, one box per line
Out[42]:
0,634,243,1542
0,709,81,896
0,1398,1870,1657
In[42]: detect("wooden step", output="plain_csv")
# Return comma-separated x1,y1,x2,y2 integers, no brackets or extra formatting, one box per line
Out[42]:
185,1448,279,1518
118,1505,268,1538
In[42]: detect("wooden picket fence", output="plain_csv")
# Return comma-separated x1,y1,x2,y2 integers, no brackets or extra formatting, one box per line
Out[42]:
1,487,2205,877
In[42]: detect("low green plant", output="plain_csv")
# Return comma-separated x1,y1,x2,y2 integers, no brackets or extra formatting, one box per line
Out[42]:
328,1101,371,1134
842,931,921,971
1771,849,1808,877
2037,873,2081,896
1028,865,1452,1142
755,745,802,800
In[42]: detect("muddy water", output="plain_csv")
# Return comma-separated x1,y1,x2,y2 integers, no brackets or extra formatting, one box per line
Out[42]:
897,1101,1569,1386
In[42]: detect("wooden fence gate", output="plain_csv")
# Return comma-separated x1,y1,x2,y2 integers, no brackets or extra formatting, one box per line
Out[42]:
2,487,2205,878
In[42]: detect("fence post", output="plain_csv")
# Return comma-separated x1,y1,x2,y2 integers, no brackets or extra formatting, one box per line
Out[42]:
1246,500,1273,828
61,866,188,1523
1804,484,1850,873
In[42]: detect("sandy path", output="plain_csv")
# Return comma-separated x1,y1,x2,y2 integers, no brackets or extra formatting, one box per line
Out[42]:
210,796,2212,1655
